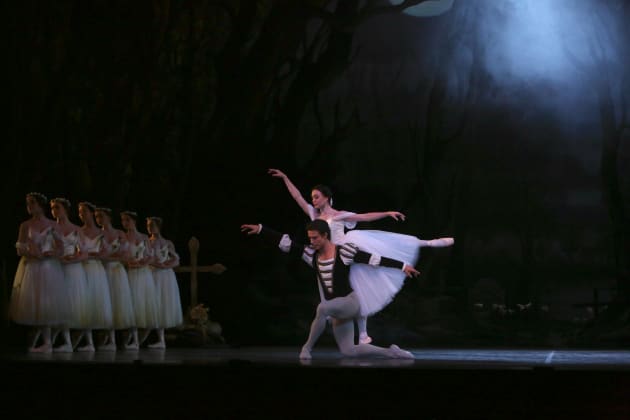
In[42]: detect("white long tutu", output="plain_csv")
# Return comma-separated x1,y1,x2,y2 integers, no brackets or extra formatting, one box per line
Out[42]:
128,266,159,328
152,268,183,328
62,261,90,329
343,230,421,317
104,261,136,329
9,257,69,326
83,259,114,329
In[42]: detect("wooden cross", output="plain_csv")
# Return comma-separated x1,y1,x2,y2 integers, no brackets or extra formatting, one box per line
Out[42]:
174,237,226,307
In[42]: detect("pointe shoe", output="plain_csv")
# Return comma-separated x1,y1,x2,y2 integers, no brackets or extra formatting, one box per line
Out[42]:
125,342,139,351
147,342,165,350
389,344,414,359
53,343,73,353
30,343,53,354
76,344,95,352
98,343,117,352
428,238,454,247
359,334,372,345
299,347,312,360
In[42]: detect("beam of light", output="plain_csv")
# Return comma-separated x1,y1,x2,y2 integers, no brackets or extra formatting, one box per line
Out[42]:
389,0,454,17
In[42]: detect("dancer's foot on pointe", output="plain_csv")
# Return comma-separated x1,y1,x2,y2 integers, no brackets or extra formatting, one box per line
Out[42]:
30,343,53,354
147,342,165,350
53,343,73,353
359,333,372,345
388,344,414,359
426,238,454,247
77,344,95,352
299,347,312,360
98,342,117,352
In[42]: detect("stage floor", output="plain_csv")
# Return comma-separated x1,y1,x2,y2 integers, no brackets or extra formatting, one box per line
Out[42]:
3,346,630,370
3,347,630,418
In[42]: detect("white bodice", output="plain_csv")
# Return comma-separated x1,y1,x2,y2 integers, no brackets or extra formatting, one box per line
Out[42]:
108,238,121,253
307,205,356,245
155,244,170,264
60,231,80,256
29,226,55,253
82,234,103,254
129,240,148,260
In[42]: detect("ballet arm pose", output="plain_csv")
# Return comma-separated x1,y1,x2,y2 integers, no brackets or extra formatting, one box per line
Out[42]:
269,168,405,222
268,168,311,215
161,241,180,269
15,223,40,259
240,224,420,278
127,238,153,268
62,232,88,264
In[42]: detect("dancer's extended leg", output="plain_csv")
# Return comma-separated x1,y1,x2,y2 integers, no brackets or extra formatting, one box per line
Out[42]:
418,237,454,248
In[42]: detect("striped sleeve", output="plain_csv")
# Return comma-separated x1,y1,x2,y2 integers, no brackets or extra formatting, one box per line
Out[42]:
340,242,406,270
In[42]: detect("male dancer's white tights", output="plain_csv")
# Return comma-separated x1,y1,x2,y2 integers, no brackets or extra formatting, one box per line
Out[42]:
300,293,413,359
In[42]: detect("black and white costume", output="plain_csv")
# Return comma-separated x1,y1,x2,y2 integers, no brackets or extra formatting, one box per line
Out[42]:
257,225,414,359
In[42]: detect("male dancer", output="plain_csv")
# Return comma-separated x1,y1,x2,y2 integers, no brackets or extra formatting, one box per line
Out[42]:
241,219,418,359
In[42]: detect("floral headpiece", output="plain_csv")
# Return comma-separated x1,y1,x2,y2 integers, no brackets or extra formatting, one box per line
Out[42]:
120,210,138,220
51,197,71,209
78,201,96,212
27,192,48,203
95,207,113,216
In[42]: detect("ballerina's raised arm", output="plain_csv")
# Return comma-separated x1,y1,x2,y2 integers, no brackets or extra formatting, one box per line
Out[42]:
268,168,406,222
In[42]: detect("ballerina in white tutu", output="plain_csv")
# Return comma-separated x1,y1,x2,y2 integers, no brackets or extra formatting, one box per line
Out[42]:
76,201,114,352
269,169,454,344
95,207,136,350
146,216,183,349
121,210,159,349
49,197,89,352
10,192,67,353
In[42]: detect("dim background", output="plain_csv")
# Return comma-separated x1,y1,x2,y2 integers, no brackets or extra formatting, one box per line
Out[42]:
3,0,630,348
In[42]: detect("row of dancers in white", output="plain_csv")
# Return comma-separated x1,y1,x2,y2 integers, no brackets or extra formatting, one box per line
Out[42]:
243,169,454,358
9,192,183,353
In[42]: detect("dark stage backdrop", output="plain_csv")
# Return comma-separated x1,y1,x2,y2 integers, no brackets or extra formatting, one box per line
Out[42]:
3,0,630,348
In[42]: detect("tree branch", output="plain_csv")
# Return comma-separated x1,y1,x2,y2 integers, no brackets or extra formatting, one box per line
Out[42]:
306,0,435,31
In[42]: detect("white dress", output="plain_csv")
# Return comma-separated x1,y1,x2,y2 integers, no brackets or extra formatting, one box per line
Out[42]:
9,226,69,326
81,233,114,329
103,238,136,329
308,205,421,317
127,240,159,328
60,231,90,328
151,243,183,328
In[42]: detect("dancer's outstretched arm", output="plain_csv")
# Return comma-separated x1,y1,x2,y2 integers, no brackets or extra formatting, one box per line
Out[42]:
241,224,314,265
268,169,311,217
340,211,406,223
339,243,420,278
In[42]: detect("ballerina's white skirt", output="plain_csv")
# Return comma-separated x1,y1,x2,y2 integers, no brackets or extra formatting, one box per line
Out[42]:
62,261,91,329
104,261,136,329
152,267,183,328
83,259,114,329
9,257,69,326
128,266,159,329
343,230,421,317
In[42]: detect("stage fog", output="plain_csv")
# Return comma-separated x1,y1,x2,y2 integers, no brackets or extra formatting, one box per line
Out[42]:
4,0,630,348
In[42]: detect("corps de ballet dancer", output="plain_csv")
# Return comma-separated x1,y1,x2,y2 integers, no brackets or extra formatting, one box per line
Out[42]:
9,192,68,353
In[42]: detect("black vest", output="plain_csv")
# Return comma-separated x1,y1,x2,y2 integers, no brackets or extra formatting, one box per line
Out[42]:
313,247,353,300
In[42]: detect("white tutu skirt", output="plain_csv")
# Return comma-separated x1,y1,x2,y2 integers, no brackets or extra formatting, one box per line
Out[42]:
343,230,421,317
9,257,69,326
83,259,114,329
62,262,90,329
128,266,159,328
152,268,183,328
104,261,136,329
